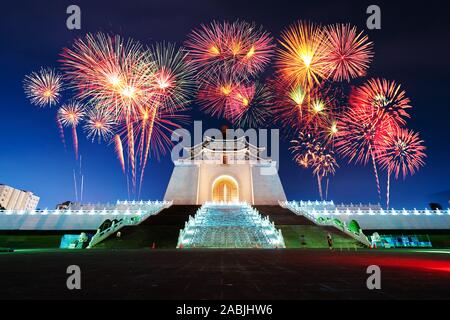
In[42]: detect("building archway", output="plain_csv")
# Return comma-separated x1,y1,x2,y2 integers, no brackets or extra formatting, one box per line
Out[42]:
212,175,239,203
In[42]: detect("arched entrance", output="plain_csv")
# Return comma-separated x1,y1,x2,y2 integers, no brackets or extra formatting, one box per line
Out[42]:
212,175,239,202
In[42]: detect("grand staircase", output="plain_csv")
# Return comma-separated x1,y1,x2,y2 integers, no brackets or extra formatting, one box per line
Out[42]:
177,203,285,249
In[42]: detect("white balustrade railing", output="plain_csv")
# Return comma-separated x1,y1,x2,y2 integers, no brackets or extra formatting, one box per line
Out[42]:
280,201,449,217
280,201,371,247
87,200,172,248
0,200,172,216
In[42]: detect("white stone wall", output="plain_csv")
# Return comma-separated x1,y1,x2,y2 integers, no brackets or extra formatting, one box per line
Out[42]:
164,161,287,205
0,213,134,230
334,214,450,230
164,164,200,204
251,164,287,205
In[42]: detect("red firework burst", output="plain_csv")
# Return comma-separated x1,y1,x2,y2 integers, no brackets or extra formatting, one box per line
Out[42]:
377,128,426,179
335,106,390,165
60,33,158,121
376,128,426,209
228,82,272,128
349,78,411,126
323,23,373,81
196,73,238,119
185,20,274,79
184,21,225,74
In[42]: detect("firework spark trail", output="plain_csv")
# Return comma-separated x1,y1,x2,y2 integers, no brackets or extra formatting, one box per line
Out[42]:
317,174,323,200
56,115,67,150
73,170,78,202
23,67,63,107
369,145,382,203
127,120,136,192
114,135,126,174
387,167,391,210
139,107,157,197
80,174,84,203
72,126,79,160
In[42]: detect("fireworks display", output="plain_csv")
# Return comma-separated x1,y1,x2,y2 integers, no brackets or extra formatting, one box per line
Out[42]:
277,21,328,88
378,128,426,179
23,67,63,107
377,128,426,208
323,23,373,81
150,42,196,113
58,101,85,159
228,82,272,128
84,108,115,143
23,19,426,204
59,33,194,193
349,78,411,126
290,132,338,200
187,20,275,127
185,20,274,79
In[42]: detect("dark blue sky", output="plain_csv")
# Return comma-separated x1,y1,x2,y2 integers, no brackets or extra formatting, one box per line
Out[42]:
0,0,449,209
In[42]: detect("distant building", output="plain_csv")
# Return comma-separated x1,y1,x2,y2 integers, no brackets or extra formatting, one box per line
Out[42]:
428,190,450,209
55,201,73,210
0,184,39,211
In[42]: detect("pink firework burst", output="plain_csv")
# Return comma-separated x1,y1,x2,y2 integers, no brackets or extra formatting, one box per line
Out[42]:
196,73,238,119
349,78,411,127
377,128,426,179
228,81,272,128
323,23,373,81
185,20,274,79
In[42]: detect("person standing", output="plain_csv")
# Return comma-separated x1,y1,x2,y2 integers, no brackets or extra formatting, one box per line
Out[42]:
327,233,333,250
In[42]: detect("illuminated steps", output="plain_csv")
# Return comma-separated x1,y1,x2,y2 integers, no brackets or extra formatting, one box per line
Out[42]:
177,202,285,249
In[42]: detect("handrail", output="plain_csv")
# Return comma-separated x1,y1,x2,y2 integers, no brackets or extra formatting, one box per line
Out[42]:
87,200,172,248
280,201,449,216
281,201,371,247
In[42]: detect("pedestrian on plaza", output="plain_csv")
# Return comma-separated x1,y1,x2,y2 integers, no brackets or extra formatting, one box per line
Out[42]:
327,233,333,250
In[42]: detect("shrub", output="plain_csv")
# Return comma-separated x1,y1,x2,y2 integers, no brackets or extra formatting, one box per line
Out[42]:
348,219,361,234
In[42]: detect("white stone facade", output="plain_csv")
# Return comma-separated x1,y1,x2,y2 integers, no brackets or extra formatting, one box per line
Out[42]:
164,137,287,205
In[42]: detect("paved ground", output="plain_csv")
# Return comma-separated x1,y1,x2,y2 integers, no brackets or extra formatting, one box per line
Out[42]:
1,249,449,300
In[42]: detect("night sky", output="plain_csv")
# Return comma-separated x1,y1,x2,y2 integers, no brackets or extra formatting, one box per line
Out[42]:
1,0,449,209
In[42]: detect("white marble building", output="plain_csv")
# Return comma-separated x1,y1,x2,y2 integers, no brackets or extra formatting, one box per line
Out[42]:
164,136,287,205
